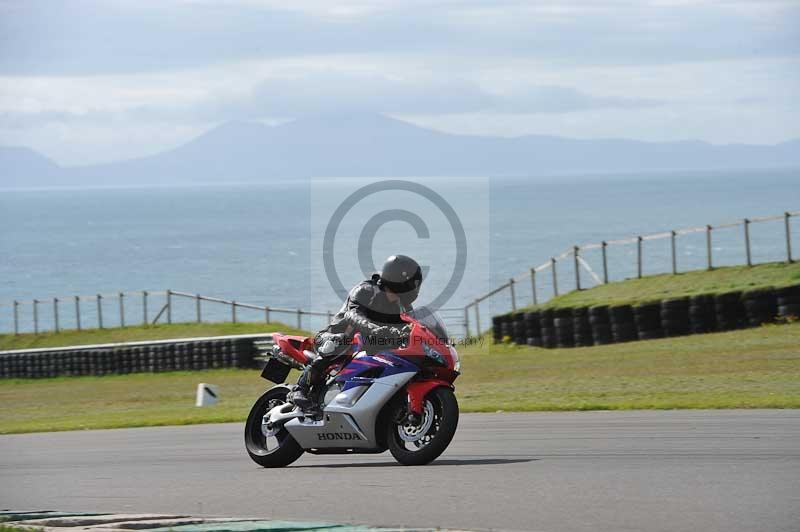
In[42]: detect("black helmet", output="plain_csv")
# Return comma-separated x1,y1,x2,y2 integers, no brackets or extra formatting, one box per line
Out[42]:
379,254,423,306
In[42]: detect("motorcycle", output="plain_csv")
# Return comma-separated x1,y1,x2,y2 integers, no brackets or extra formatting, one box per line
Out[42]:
244,306,461,467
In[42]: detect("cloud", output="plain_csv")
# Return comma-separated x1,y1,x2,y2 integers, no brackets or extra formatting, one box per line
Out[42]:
0,0,798,75
488,86,659,113
209,75,658,117
219,74,492,116
0,71,661,129
1,1,798,162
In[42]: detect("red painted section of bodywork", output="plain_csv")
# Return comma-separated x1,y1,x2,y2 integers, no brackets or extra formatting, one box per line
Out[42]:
272,333,315,366
398,313,459,374
406,379,452,414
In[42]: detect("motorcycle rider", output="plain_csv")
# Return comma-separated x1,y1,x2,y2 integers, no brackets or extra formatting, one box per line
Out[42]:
288,254,423,412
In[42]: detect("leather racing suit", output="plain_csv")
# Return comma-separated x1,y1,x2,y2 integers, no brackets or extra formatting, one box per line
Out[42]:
297,274,409,398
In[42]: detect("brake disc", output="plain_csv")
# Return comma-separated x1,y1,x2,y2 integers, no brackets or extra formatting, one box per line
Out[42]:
398,401,435,443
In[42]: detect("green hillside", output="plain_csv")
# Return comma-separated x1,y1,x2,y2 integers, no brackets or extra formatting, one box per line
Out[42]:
521,261,800,311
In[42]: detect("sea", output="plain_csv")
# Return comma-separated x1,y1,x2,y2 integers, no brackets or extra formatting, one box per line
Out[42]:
2,168,799,334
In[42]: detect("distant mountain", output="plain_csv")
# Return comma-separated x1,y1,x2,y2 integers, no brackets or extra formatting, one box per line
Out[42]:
0,146,63,187
3,114,800,187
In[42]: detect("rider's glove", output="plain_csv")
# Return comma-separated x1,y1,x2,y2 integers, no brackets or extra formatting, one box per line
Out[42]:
385,325,408,339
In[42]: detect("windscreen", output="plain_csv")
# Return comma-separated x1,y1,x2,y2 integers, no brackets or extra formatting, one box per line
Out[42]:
408,306,449,342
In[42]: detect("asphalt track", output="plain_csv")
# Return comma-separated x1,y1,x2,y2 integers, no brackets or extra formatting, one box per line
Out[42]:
1,410,799,532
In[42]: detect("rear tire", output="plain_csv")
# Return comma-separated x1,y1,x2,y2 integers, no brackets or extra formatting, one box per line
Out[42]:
387,387,459,466
244,387,304,468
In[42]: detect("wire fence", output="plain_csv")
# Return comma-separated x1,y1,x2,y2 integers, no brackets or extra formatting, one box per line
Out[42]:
1,290,337,337
463,210,799,336
1,287,469,339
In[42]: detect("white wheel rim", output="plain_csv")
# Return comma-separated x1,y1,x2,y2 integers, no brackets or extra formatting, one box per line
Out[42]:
397,400,435,445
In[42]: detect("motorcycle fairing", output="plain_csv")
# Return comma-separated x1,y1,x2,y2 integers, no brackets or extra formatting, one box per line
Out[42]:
406,379,453,415
284,371,415,449
335,351,419,391
335,351,452,415
273,333,316,366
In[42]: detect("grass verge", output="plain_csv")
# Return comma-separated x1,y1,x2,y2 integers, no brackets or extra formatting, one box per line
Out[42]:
521,261,800,311
1,322,798,433
0,321,306,351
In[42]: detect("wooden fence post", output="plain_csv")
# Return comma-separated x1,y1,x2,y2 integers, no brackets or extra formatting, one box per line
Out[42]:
637,236,643,278
744,218,752,266
671,230,677,274
75,296,81,331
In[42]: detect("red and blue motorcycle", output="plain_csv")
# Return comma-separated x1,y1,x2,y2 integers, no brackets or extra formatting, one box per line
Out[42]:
244,306,460,467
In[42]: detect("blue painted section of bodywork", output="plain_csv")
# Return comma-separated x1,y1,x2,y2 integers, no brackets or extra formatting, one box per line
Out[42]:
336,352,420,391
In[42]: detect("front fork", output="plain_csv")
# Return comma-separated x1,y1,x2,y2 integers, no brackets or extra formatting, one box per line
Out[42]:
406,380,452,413
397,379,453,425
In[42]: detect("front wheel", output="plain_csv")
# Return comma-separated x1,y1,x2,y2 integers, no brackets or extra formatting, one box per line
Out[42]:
387,387,459,466
244,387,304,468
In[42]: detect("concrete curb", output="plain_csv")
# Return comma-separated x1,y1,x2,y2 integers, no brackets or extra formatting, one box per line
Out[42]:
1,511,474,532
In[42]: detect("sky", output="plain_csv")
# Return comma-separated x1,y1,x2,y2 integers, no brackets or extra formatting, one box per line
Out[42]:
0,0,799,165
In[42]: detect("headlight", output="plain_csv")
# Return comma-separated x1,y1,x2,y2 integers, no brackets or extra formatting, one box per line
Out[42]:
449,345,461,373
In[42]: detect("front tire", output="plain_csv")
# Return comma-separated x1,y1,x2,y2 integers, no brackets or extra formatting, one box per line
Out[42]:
387,387,459,466
244,387,304,468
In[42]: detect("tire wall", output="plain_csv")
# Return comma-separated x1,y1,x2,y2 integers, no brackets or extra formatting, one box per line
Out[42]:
609,305,636,344
0,337,259,379
634,302,663,341
491,284,799,349
776,285,800,320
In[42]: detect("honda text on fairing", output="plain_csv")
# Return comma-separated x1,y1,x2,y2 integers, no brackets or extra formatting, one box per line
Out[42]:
244,306,460,467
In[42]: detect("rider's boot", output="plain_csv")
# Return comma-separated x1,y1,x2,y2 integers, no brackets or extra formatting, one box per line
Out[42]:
288,368,314,411
289,353,332,414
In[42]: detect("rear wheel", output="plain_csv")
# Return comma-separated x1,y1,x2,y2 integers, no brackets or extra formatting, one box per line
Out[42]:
387,387,459,466
244,387,304,468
